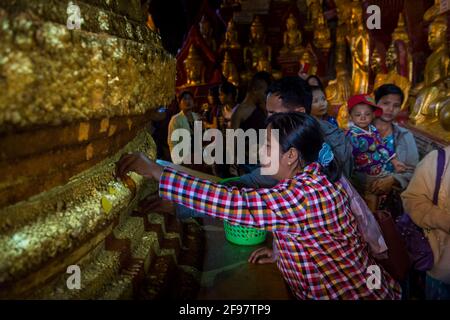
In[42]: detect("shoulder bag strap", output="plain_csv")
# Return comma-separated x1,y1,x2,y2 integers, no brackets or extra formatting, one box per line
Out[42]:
433,148,446,205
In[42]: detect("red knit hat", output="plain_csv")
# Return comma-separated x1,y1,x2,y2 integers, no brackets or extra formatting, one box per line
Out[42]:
347,94,383,117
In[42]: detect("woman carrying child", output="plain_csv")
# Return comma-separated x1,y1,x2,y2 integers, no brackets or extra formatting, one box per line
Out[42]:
346,94,407,211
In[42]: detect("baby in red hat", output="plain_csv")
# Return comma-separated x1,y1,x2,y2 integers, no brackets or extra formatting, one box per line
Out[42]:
345,94,407,210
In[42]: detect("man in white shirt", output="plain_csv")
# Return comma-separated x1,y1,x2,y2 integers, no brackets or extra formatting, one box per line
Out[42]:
167,91,201,163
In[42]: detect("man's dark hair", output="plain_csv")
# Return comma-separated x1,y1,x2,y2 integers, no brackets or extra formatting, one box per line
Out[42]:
178,90,194,102
267,76,312,114
374,84,404,104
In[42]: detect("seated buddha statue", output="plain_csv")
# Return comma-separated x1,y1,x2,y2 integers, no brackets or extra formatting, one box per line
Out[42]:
222,51,240,86
326,24,351,109
243,16,272,72
314,9,332,50
376,44,412,111
220,20,241,51
183,45,205,86
327,67,352,130
306,0,322,32
298,44,318,77
410,15,449,125
280,13,303,57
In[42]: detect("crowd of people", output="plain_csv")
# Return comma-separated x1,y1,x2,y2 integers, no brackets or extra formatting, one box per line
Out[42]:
121,73,450,300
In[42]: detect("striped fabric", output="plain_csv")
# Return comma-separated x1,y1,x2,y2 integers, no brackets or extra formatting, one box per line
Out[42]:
159,163,401,300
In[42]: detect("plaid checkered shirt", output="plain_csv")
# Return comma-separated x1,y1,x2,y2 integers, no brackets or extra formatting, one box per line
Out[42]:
159,163,401,300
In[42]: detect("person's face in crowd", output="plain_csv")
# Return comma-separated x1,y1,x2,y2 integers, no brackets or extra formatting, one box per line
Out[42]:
311,89,328,118
350,104,374,130
266,93,305,117
307,77,319,87
207,92,216,105
259,126,299,180
377,94,402,123
219,90,234,106
179,94,194,112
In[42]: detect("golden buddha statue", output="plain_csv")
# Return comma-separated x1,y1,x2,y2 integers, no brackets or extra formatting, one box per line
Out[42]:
337,101,350,130
306,0,322,32
256,55,271,73
199,15,216,52
280,13,303,56
391,14,413,83
439,83,450,131
327,67,352,110
372,14,413,110
335,0,352,58
335,0,352,31
243,16,272,72
222,51,240,86
371,46,384,83
334,19,349,68
314,9,332,50
424,0,441,22
183,45,205,86
326,22,351,108
256,55,283,80
410,15,449,125
298,44,318,76
220,20,240,50
349,4,370,95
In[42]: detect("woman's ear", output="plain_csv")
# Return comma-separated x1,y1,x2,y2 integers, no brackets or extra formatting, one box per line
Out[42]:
286,148,300,166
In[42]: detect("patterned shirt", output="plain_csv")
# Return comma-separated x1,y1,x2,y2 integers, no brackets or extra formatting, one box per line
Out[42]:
159,163,401,300
383,134,396,173
346,125,394,176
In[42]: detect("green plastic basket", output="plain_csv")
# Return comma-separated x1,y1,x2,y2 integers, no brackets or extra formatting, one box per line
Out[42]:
223,221,267,245
218,177,267,245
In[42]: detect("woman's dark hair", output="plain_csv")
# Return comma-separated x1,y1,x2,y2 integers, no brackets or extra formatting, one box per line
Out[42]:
178,90,194,102
219,81,237,99
267,76,312,114
374,84,404,104
306,75,324,90
265,112,342,182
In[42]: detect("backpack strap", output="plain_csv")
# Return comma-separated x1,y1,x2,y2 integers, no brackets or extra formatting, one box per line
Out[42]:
433,148,446,205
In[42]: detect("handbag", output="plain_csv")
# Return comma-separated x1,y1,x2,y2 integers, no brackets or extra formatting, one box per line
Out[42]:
373,210,410,281
395,148,446,272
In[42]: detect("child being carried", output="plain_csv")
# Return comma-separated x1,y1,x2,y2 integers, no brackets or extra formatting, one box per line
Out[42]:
346,94,407,211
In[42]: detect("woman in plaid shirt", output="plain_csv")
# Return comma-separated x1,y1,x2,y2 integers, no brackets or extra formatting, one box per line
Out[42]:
117,112,401,300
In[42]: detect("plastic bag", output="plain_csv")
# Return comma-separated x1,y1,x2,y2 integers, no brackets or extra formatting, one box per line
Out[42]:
340,177,388,258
